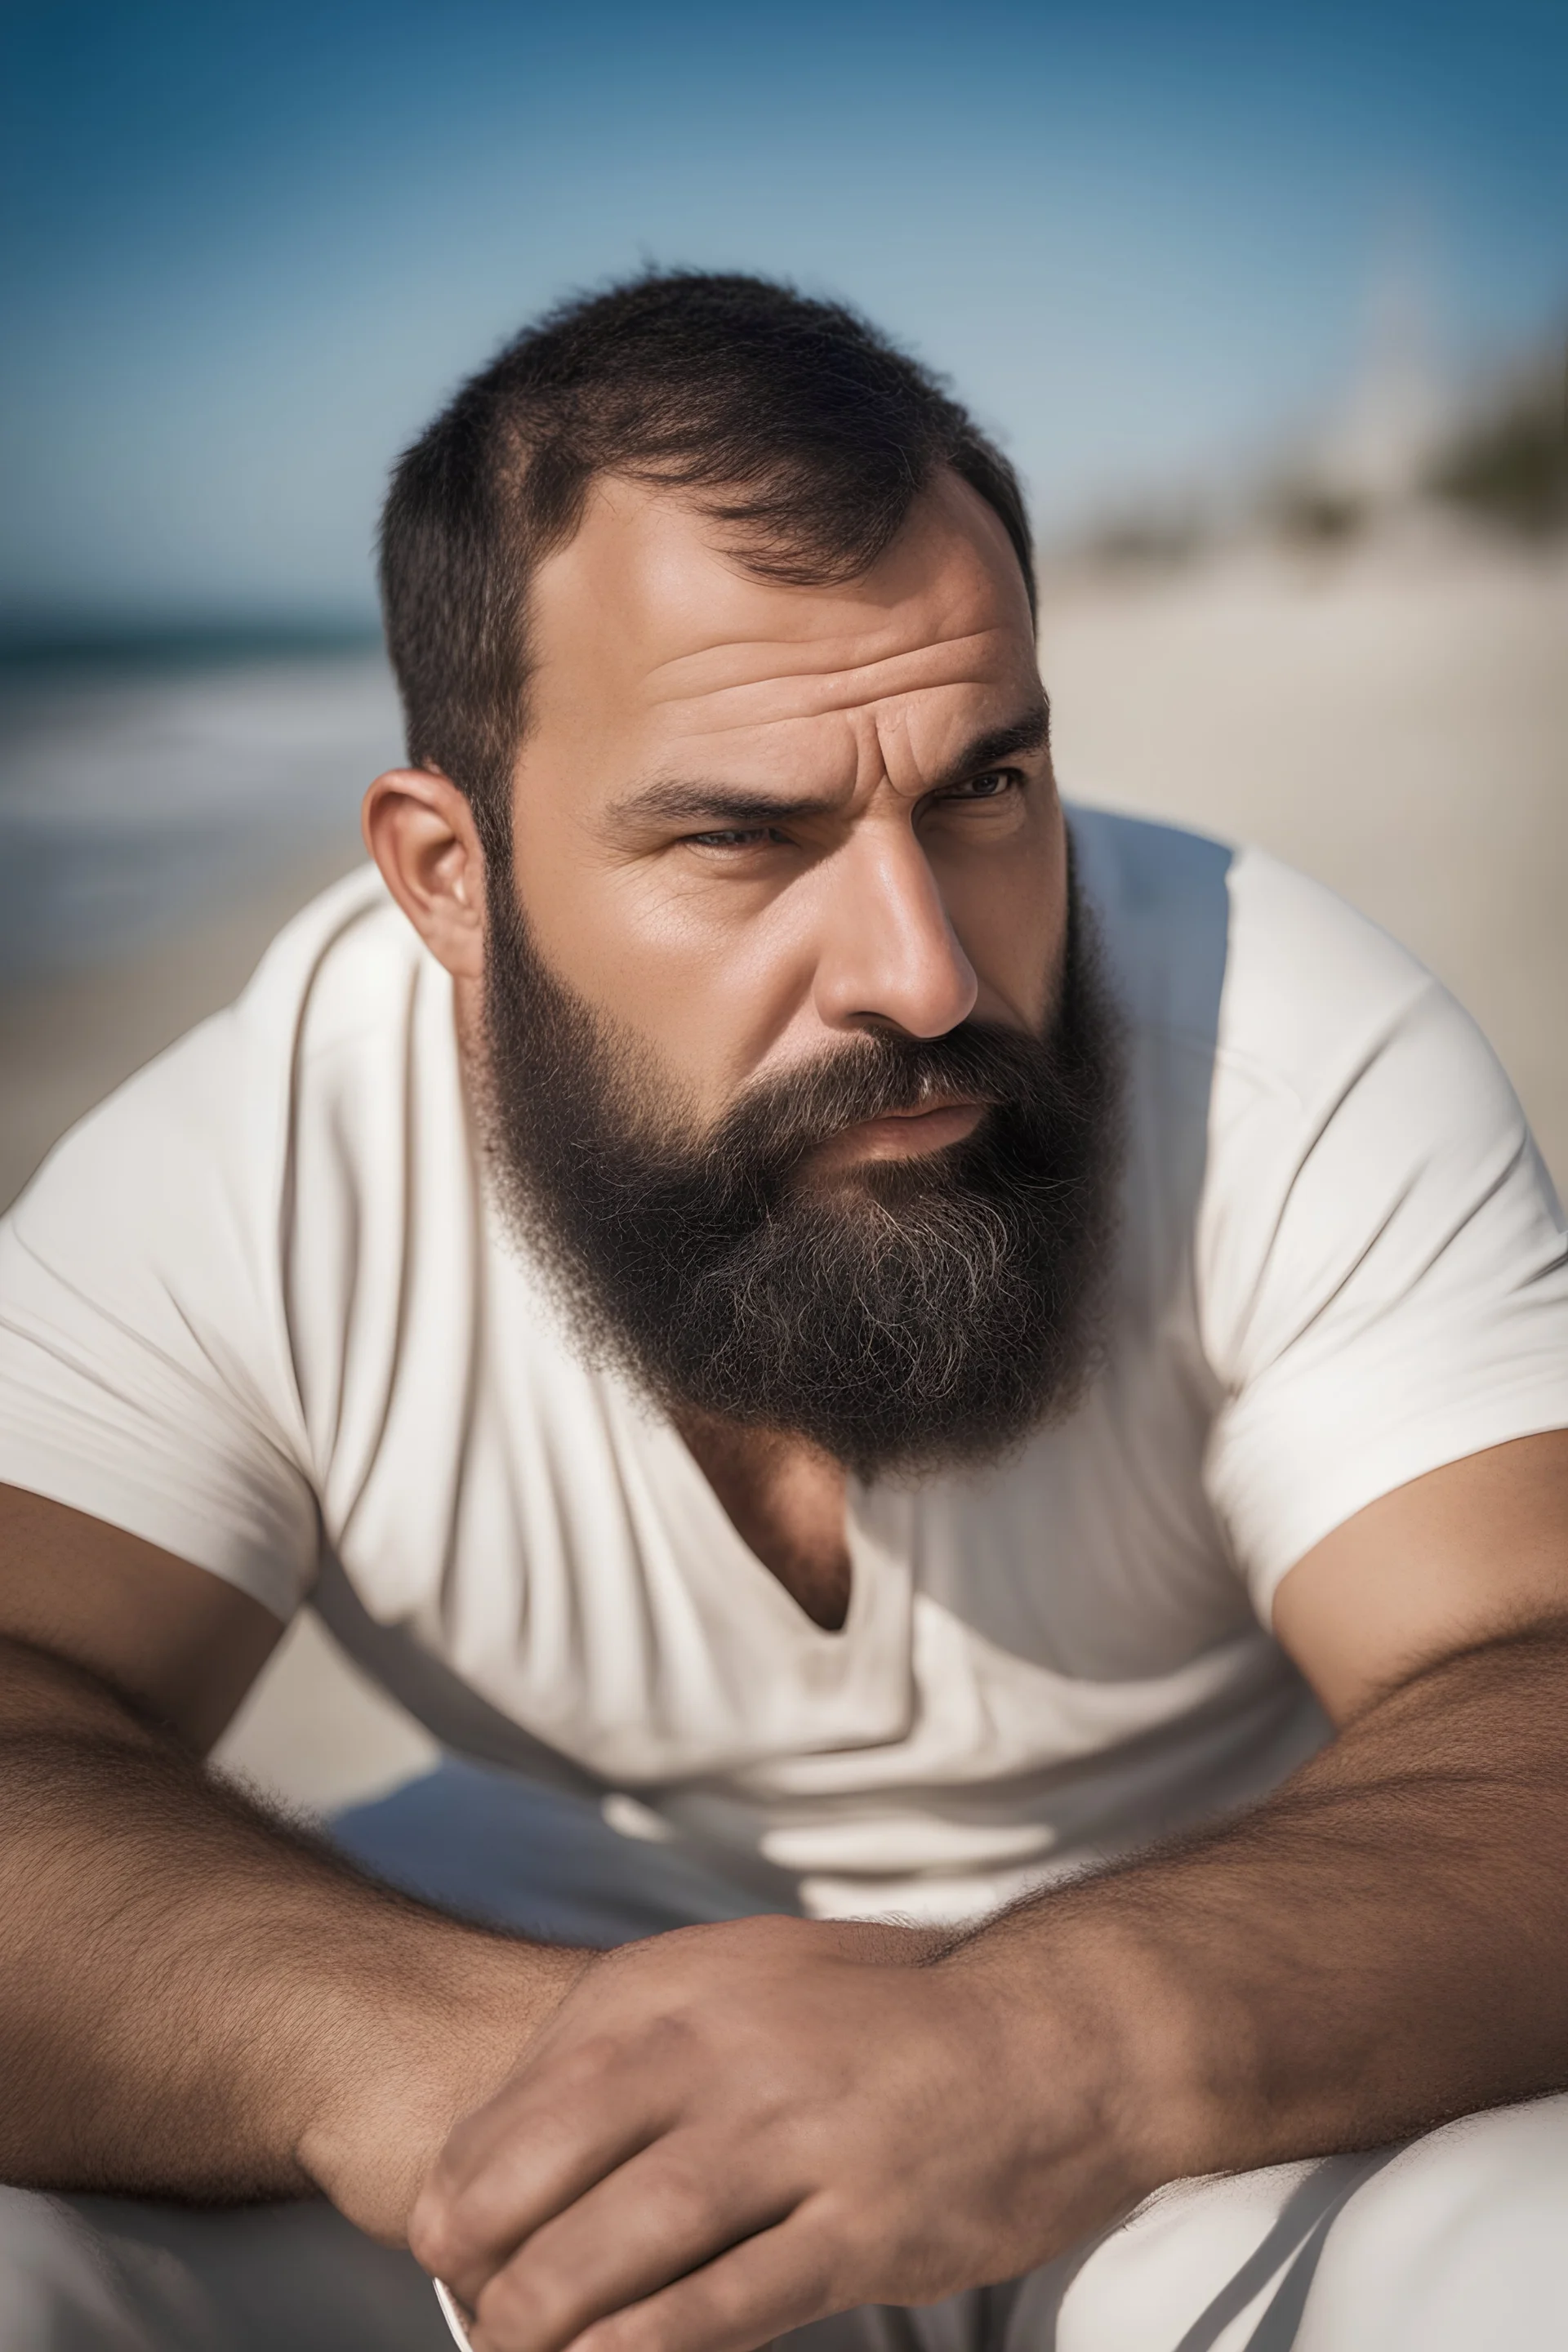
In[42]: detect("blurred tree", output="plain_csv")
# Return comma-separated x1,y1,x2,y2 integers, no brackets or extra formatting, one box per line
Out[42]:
1428,349,1568,538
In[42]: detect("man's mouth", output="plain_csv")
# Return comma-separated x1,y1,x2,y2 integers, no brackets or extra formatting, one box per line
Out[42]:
802,1095,988,1177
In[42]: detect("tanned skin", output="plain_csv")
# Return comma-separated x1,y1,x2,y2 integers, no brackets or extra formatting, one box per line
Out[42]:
2,474,1568,2352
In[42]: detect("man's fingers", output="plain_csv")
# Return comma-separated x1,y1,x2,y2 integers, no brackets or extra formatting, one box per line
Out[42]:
412,2038,677,2296
469,2133,798,2352
483,2212,840,2352
575,2215,842,2352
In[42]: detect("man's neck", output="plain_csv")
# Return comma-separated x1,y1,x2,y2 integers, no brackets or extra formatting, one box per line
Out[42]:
671,1410,852,1633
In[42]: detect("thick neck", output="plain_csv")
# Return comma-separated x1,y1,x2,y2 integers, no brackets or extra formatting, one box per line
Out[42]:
672,1410,852,1633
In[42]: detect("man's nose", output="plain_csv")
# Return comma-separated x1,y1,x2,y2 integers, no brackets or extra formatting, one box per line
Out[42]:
811,821,979,1040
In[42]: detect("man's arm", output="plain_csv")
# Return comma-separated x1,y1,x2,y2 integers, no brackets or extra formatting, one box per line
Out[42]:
1063,1423,1568,2158
0,1486,588,2239
408,1432,1568,2352
973,1609,1568,2172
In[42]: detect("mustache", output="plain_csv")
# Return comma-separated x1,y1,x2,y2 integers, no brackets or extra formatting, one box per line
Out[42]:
691,1020,1071,1179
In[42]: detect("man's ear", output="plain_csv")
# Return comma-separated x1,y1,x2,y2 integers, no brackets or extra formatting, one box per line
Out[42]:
362,768,488,982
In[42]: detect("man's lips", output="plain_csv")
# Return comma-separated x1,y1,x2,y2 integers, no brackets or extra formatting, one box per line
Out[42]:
803,1095,988,1174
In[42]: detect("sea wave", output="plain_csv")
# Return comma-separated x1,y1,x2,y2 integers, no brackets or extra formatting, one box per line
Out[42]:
0,654,403,980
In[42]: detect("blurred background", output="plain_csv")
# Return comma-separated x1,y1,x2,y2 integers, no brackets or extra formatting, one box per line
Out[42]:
3,0,1565,1811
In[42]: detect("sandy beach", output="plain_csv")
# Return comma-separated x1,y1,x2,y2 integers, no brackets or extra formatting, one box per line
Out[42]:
1047,530,1568,1186
4,532,1564,1811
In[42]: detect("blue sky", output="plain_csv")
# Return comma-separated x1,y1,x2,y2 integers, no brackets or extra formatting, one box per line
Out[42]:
2,0,1565,624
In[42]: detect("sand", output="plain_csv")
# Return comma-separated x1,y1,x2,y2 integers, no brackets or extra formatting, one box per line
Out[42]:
4,532,1563,1811
1045,530,1568,1183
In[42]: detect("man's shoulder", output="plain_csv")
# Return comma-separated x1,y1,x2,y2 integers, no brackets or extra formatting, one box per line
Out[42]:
6,866,439,1257
238,862,426,1058
1066,803,1235,1058
112,863,424,1119
1067,802,1441,1108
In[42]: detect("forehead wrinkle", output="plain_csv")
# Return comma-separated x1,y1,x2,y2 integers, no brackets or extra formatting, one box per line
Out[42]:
635,555,1008,680
644,626,1022,737
643,601,1002,684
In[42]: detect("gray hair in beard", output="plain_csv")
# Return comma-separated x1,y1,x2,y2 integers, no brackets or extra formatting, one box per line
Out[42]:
475,861,1125,1480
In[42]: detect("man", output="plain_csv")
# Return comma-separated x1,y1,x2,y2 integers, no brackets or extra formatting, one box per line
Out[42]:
1,271,1566,2352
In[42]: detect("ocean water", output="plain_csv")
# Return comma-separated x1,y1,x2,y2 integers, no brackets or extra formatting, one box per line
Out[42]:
0,651,404,982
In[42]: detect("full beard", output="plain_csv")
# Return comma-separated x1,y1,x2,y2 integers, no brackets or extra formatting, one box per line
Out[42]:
474,862,1125,1481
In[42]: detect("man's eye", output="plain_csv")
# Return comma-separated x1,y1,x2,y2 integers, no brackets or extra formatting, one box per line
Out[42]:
944,770,1022,803
689,826,785,849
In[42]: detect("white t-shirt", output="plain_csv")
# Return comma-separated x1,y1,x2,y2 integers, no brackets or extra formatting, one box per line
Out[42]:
3,808,1566,1920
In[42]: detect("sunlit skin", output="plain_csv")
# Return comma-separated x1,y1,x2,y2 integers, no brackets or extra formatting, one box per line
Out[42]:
368,468,1060,1140
365,469,1062,1617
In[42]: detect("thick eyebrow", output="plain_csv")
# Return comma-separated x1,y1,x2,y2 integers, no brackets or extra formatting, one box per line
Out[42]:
608,699,1050,833
938,702,1051,784
608,780,841,830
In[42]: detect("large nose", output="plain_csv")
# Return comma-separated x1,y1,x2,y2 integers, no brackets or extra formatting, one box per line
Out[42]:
811,817,979,1040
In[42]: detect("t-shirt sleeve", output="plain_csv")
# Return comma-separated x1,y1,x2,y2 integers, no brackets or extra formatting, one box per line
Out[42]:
1199,855,1568,1622
0,1009,319,1620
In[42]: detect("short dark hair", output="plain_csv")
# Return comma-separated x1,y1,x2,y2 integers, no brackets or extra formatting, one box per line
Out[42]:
379,270,1035,857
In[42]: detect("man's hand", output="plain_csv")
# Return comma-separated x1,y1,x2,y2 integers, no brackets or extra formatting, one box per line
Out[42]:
411,1613,1568,2352
409,1913,1155,2352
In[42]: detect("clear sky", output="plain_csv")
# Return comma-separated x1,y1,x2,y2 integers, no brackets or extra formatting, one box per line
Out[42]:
2,0,1564,625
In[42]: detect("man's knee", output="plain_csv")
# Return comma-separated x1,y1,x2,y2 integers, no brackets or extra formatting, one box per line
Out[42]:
0,2186,171,2351
1295,2092,1568,2350
1043,2153,1342,2352
1043,2093,1568,2352
0,2186,448,2352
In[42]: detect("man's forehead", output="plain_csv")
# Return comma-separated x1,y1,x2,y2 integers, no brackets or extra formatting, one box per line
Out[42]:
525,472,1036,752
645,624,1029,749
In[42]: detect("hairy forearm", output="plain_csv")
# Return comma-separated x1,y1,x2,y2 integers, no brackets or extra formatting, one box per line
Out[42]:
956,1624,1568,2185
0,1638,585,2227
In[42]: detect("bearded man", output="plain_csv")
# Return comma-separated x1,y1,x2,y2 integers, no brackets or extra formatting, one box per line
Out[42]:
2,272,1567,2352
